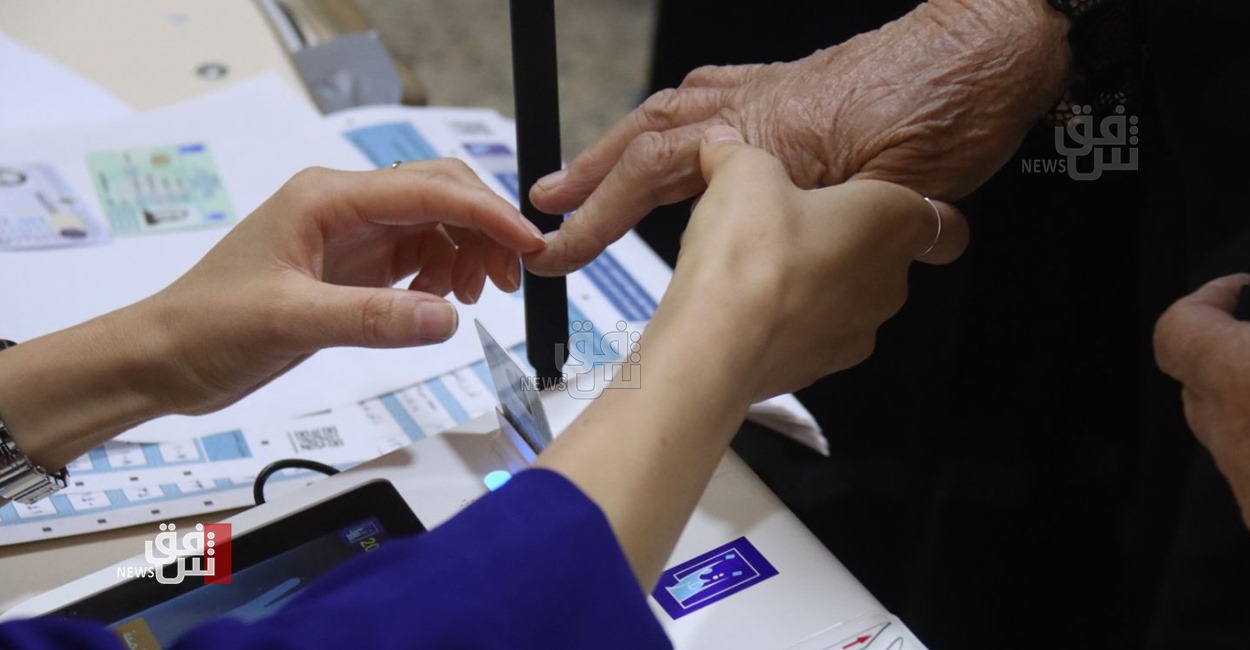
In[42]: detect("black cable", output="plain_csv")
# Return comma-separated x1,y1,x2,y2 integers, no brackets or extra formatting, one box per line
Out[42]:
253,458,340,506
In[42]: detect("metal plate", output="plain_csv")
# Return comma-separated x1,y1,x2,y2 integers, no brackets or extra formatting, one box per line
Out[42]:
475,320,553,453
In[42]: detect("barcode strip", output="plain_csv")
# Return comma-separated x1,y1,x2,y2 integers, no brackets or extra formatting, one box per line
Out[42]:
288,426,344,451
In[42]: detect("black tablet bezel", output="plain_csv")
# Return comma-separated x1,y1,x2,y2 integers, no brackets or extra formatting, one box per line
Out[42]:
49,479,425,623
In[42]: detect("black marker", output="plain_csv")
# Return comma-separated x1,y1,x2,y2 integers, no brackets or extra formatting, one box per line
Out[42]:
510,0,568,386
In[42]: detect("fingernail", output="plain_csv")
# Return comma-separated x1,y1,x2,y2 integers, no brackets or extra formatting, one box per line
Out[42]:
467,282,483,305
507,261,522,291
536,169,567,191
704,125,743,143
416,302,458,341
523,219,545,241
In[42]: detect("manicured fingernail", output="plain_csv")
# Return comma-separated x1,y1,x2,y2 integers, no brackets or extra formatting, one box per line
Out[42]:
704,125,743,143
507,262,521,291
416,302,458,341
537,169,567,190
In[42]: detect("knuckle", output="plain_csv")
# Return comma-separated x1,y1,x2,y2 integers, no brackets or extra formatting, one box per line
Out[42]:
623,132,685,207
681,65,721,87
636,88,683,129
623,131,678,178
430,157,477,180
283,167,333,200
713,106,742,131
552,224,605,272
358,292,398,344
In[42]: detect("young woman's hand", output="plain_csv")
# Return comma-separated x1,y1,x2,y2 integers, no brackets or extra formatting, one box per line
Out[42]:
0,161,544,470
650,126,969,402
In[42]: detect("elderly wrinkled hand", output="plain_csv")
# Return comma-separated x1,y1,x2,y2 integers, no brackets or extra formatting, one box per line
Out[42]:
1155,273,1250,529
524,0,1066,276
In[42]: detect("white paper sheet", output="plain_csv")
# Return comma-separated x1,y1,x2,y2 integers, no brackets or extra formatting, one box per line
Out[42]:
0,30,134,131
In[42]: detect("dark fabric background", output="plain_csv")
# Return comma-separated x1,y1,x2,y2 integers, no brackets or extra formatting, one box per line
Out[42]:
638,1,1250,648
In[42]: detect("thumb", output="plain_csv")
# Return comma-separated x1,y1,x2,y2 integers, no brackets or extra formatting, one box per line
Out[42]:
699,125,771,185
298,284,460,350
1155,274,1250,383
1177,273,1250,314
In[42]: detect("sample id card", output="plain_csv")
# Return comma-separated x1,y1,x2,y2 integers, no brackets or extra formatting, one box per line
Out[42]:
86,143,235,236
0,162,109,250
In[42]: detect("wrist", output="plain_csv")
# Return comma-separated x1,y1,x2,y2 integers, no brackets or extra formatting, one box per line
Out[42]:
0,304,177,470
641,276,776,407
920,0,1071,109
932,0,1070,47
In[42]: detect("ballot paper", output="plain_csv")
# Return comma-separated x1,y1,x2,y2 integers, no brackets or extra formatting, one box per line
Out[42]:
0,30,134,131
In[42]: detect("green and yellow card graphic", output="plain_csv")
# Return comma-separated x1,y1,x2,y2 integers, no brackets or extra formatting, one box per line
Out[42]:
86,143,234,236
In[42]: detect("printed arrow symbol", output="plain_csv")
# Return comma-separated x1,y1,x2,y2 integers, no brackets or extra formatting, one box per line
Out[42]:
843,635,873,649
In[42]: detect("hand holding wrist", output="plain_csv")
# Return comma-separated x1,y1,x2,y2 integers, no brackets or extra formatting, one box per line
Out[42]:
655,129,968,403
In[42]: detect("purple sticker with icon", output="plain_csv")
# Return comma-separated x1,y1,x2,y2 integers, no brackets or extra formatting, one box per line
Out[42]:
651,537,778,620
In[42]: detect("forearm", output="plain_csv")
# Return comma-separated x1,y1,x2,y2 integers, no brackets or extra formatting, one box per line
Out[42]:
535,292,768,588
0,301,175,471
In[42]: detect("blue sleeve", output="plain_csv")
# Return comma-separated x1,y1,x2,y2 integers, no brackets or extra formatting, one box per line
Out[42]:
0,469,672,650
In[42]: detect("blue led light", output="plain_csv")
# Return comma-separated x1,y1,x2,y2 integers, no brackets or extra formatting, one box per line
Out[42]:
483,470,513,492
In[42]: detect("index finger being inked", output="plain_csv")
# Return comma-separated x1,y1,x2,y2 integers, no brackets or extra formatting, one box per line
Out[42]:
526,122,714,276
1155,274,1250,385
317,166,545,253
530,87,727,216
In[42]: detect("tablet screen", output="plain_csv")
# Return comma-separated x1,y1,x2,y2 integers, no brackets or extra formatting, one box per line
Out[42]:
51,480,424,649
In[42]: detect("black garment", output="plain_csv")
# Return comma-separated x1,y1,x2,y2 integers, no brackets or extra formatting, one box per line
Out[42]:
639,1,1250,648
1137,0,1250,647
